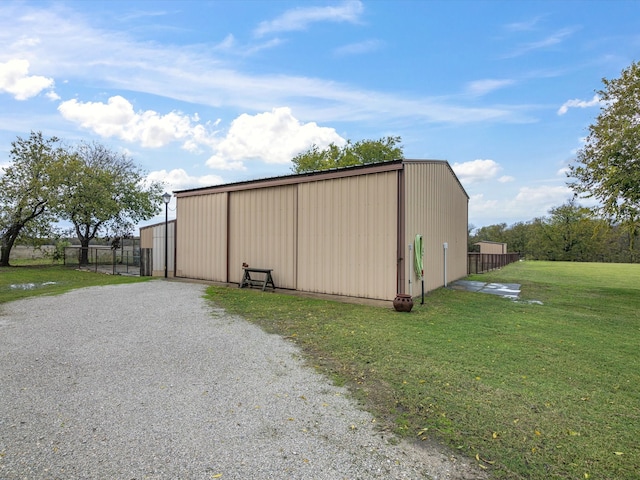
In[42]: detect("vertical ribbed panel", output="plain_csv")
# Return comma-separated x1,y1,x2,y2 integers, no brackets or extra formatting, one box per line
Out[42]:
139,226,153,249
228,185,297,289
297,171,397,300
477,242,506,254
404,162,468,292
175,193,228,281
152,221,175,276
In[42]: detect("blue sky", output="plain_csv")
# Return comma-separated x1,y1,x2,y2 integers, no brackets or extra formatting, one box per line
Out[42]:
1,0,638,230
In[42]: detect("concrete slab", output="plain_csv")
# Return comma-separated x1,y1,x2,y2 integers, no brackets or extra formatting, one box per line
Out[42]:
479,282,521,299
448,280,486,292
450,280,521,299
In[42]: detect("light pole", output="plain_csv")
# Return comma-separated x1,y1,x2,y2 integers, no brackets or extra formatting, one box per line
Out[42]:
162,192,172,278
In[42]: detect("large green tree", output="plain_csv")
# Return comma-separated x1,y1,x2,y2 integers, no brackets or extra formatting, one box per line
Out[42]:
569,61,640,254
536,200,609,261
291,136,403,173
57,142,164,264
0,132,65,266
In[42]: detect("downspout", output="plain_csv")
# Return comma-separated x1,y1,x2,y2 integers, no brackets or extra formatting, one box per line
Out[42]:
397,165,406,294
443,242,449,287
294,184,299,290
408,243,412,297
172,219,177,277
226,191,231,283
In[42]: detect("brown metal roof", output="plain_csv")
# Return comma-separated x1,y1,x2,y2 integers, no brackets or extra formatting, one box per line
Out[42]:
174,159,467,198
174,159,403,197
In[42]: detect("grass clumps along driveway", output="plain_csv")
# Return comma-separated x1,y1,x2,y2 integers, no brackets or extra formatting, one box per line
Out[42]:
206,261,640,480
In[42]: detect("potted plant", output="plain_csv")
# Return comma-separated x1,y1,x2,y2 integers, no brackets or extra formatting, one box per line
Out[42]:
393,293,413,312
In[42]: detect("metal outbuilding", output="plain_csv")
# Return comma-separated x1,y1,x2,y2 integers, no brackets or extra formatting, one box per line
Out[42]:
474,240,508,254
140,219,175,277
152,159,468,301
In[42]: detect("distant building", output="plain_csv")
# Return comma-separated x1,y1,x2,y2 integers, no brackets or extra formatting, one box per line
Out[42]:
474,241,508,255
140,220,175,277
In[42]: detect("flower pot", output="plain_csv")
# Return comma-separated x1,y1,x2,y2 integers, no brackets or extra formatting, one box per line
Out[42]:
393,293,414,312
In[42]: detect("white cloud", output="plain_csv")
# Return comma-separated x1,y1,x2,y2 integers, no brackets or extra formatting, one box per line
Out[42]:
452,159,502,184
0,59,55,100
46,90,61,101
11,36,41,48
242,38,286,56
469,193,499,217
469,184,574,227
147,168,224,192
0,4,531,126
334,39,382,56
0,160,10,175
498,175,515,183
217,34,235,50
466,79,515,96
557,94,604,115
58,95,217,149
254,0,363,37
57,97,346,172
481,184,575,222
504,16,544,32
513,185,572,209
504,27,576,58
206,107,345,170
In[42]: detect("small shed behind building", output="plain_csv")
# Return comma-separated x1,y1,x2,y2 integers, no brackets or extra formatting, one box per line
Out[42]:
475,241,508,254
139,219,175,277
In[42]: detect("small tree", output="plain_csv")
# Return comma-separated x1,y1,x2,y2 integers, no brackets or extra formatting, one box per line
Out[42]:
56,142,164,265
51,238,71,262
291,136,403,173
0,132,64,266
569,61,640,258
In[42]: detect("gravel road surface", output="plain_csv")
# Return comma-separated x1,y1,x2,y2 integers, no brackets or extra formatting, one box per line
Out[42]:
0,281,483,479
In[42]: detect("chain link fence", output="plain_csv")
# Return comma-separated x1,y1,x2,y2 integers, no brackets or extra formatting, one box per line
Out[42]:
63,246,140,275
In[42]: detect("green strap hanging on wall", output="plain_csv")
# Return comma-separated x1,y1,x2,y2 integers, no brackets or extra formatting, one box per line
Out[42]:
414,234,423,279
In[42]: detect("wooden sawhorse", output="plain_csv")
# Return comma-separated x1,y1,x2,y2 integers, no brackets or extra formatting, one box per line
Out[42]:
239,268,276,291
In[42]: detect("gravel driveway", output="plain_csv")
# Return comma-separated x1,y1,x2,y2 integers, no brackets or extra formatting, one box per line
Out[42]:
0,281,482,479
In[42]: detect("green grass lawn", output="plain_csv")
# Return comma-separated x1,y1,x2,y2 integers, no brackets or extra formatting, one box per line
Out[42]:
205,261,640,479
3,261,637,478
0,264,151,305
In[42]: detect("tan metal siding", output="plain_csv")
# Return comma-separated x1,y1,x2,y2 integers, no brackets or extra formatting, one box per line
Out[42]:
228,185,297,289
477,242,507,254
404,162,468,292
152,221,175,277
175,193,228,281
139,226,153,249
297,172,398,300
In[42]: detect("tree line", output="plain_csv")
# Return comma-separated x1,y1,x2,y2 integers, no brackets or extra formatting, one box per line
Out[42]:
0,132,163,267
473,60,640,264
469,199,639,263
